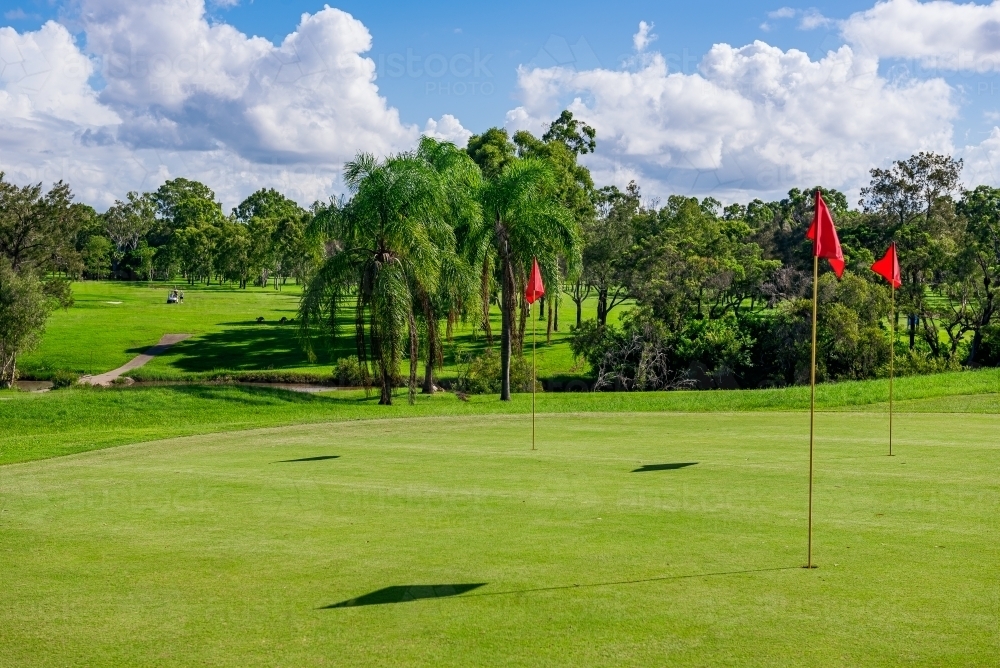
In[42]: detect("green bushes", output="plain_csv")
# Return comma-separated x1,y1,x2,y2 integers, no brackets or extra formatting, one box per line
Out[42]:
50,370,80,389
332,356,366,387
455,349,536,394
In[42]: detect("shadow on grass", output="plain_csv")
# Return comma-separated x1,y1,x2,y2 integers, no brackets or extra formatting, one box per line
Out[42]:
323,584,487,608
632,462,698,472
274,455,340,463
145,327,344,372
323,566,799,609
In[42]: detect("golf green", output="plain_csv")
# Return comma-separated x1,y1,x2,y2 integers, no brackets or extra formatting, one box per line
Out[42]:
2,410,998,665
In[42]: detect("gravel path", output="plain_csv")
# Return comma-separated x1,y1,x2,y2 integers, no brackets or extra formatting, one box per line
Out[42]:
80,334,191,386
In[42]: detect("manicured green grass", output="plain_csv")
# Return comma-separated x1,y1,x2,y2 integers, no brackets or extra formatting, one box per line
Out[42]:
19,281,620,382
2,408,999,665
1,368,997,466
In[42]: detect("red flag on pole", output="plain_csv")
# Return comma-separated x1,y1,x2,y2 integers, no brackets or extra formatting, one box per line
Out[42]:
871,242,901,288
806,190,845,278
525,258,545,304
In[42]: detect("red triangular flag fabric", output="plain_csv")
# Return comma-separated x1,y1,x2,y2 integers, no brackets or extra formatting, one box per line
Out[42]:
525,258,545,305
871,242,901,288
806,190,845,278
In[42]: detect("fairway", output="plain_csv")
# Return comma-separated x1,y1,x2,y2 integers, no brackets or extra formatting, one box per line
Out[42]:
15,281,629,385
3,409,998,666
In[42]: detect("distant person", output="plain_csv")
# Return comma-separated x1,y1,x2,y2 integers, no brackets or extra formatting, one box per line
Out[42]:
179,291,184,303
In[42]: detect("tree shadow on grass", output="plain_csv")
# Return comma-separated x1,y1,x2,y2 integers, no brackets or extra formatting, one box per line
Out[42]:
152,327,342,372
322,584,487,608
142,384,382,409
274,455,340,463
632,462,698,472
163,383,325,405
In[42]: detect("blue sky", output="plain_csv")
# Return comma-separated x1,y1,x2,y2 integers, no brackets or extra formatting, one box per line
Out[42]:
2,0,892,130
1,0,1000,207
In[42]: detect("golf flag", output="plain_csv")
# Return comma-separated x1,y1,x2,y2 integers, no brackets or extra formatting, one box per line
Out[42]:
525,258,545,304
806,190,845,278
871,242,902,288
872,241,901,458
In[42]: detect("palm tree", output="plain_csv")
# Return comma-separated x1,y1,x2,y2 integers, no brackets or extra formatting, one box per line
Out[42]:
299,152,451,405
467,159,578,400
415,138,482,394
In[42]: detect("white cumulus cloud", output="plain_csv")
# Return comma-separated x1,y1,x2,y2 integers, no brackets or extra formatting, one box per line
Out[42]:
0,1,464,209
842,0,1000,71
507,40,958,200
633,21,657,53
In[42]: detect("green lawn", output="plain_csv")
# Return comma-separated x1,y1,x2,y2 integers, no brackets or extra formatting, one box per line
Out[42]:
1,368,997,466
19,281,620,382
5,297,998,665
2,404,999,665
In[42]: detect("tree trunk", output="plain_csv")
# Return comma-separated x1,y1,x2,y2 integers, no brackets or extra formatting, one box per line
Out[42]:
408,313,419,404
970,329,983,366
554,293,559,332
546,297,553,343
422,302,437,395
517,290,527,354
597,287,608,326
423,356,435,394
498,224,514,401
481,256,493,346
576,299,582,327
909,314,916,349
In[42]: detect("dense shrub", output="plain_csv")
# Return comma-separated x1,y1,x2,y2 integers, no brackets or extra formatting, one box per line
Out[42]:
455,349,536,394
332,355,367,387
50,369,80,389
975,324,1000,367
573,271,897,390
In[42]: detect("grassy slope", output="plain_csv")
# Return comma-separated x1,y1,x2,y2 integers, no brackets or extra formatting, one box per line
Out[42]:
19,281,619,382
2,411,998,665
1,368,997,466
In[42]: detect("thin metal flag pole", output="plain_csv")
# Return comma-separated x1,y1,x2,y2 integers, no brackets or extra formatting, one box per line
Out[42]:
889,286,895,457
532,305,537,451
807,254,819,569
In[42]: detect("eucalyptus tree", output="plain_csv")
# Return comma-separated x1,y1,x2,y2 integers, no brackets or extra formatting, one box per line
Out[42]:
299,152,452,405
0,259,50,388
0,174,83,273
104,192,155,278
467,158,578,400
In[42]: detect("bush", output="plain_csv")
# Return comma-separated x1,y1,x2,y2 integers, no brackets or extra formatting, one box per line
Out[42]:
895,348,963,376
332,355,366,386
455,348,537,394
975,324,1000,367
50,369,79,389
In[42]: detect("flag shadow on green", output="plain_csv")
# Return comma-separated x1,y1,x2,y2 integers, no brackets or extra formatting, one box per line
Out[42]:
323,583,487,608
632,462,698,472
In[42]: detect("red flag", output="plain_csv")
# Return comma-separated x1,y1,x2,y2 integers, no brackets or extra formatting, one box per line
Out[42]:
871,242,901,288
806,190,845,278
525,258,545,304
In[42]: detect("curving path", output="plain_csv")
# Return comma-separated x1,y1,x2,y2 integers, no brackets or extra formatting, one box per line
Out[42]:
80,334,190,386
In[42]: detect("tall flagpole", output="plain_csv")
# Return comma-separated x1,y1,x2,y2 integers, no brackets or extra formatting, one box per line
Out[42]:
807,255,819,569
532,307,537,451
889,287,895,457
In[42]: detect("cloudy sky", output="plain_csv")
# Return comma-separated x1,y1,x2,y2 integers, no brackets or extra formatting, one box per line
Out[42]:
2,0,1000,210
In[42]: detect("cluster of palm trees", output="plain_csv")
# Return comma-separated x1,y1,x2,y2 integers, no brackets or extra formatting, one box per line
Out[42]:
299,138,579,404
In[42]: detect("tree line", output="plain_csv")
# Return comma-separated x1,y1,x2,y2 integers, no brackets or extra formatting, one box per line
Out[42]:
1,110,997,395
